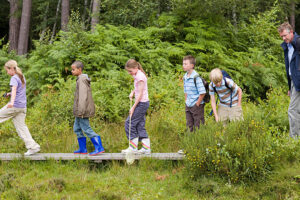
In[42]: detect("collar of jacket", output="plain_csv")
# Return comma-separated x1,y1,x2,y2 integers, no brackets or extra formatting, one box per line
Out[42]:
281,32,299,50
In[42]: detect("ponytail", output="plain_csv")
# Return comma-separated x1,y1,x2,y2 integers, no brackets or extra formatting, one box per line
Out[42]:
125,59,147,77
4,60,25,86
15,66,25,86
137,62,147,77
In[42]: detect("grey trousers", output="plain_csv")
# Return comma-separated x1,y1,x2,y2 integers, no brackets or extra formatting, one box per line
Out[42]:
289,82,300,138
125,101,149,140
0,105,40,150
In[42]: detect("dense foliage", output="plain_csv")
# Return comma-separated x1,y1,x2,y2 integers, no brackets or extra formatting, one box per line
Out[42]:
0,3,299,195
0,5,288,122
183,88,299,184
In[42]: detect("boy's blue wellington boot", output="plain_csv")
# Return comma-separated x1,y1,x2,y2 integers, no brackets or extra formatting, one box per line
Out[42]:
89,136,105,156
74,137,88,154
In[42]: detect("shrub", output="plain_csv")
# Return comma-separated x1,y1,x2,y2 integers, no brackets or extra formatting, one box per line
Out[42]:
27,69,183,123
183,88,300,184
24,9,286,102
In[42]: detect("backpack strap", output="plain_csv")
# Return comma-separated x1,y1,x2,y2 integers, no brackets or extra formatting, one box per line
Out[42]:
213,77,233,107
224,78,233,107
193,74,199,89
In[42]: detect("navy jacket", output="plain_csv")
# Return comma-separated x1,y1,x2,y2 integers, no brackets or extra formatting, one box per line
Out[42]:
281,32,300,92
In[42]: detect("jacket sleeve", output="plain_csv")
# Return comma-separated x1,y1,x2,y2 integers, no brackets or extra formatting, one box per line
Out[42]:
77,79,88,116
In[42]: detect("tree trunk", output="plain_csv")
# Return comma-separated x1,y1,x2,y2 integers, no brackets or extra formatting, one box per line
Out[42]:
61,0,69,31
232,1,237,28
87,0,93,28
39,2,49,41
9,0,20,52
17,0,32,55
91,0,100,32
51,0,61,43
290,1,295,30
82,0,89,26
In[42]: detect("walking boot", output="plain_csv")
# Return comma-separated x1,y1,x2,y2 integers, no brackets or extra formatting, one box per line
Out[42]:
121,137,138,154
138,138,151,154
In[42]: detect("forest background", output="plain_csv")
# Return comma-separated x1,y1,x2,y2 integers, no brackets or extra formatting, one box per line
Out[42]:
0,0,300,199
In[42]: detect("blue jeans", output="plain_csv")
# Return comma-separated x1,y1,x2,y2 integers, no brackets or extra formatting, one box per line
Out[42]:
73,117,98,138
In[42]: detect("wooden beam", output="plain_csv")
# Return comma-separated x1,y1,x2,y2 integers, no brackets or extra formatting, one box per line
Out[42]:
0,153,184,161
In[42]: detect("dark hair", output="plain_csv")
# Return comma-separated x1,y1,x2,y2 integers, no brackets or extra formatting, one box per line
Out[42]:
125,59,147,76
72,61,84,71
183,55,196,66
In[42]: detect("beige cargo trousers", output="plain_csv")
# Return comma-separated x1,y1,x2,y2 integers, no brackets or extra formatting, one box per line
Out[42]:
0,105,40,150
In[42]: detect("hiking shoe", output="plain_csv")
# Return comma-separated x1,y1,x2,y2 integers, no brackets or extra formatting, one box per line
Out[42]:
24,148,40,156
177,149,184,154
121,147,137,154
137,148,151,155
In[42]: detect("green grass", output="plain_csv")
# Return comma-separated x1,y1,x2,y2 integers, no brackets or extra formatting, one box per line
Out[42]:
0,160,299,199
0,88,300,199
0,160,198,200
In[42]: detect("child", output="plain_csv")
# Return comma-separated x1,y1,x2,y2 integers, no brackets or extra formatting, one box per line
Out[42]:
71,61,104,156
183,55,206,132
209,68,243,122
121,59,151,154
1,60,40,156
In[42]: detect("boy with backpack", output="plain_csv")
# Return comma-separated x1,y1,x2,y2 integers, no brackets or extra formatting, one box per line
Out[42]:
209,68,243,122
182,55,208,132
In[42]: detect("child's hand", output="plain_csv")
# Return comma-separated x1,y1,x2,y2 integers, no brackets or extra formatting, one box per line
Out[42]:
215,115,219,122
129,107,135,117
2,93,11,98
129,93,134,100
7,103,13,108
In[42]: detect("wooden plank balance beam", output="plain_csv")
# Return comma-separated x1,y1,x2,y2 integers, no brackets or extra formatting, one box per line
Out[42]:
0,153,184,161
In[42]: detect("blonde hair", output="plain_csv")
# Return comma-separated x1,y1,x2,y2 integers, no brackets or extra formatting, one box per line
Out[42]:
125,59,147,76
209,68,223,84
4,60,25,86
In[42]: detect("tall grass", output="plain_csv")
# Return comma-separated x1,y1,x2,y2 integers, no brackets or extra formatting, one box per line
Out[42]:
182,88,300,184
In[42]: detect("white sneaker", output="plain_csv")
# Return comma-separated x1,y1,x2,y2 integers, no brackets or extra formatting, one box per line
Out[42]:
137,148,151,155
121,147,137,154
24,148,40,156
177,149,184,154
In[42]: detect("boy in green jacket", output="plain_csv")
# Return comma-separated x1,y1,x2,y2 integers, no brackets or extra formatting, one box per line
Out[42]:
71,61,105,156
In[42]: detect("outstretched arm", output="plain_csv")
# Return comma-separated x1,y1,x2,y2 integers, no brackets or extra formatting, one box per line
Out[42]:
210,94,219,122
237,87,242,106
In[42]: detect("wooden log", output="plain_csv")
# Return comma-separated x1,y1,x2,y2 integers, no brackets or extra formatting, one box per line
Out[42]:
0,153,184,161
